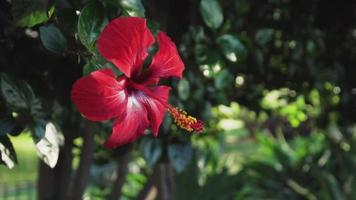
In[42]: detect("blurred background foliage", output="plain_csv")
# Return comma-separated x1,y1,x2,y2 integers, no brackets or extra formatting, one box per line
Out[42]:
1,0,356,199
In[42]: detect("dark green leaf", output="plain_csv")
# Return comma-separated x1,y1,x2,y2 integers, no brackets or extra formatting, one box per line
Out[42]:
77,1,108,53
214,69,233,90
0,73,36,111
31,119,46,142
39,24,67,53
140,137,162,166
0,135,17,169
31,120,61,168
255,28,274,46
168,143,193,173
12,0,54,27
55,0,72,9
55,9,78,35
83,52,119,75
216,34,247,62
0,117,15,136
200,0,223,29
82,60,104,76
178,78,190,101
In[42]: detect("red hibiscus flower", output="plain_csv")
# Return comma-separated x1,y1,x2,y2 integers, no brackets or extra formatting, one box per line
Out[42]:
71,17,203,148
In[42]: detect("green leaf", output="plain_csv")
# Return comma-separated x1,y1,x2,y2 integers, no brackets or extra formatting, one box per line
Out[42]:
216,34,247,62
200,0,223,29
82,59,104,76
77,1,108,53
32,119,46,141
178,78,190,101
255,28,274,46
39,24,67,53
83,52,119,75
32,121,62,168
140,137,162,166
0,73,36,111
119,0,145,17
214,69,233,90
12,0,54,27
168,143,193,173
0,135,17,169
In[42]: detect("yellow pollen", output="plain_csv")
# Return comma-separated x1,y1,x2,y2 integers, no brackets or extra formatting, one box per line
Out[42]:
167,106,203,133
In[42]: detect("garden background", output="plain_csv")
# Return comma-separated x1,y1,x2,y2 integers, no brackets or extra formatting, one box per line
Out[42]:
1,0,356,199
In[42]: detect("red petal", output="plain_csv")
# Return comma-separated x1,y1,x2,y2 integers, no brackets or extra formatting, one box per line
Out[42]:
136,86,171,136
71,69,128,121
143,32,185,84
104,94,150,148
97,17,154,78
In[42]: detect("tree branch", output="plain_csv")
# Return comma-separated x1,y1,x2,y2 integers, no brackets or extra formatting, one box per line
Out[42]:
108,150,131,200
135,165,160,200
68,121,95,200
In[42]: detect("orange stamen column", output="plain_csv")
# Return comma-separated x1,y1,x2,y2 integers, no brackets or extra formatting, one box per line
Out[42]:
167,105,204,133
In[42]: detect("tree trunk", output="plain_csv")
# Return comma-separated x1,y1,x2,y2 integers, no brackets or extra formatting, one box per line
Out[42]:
108,150,130,200
135,165,160,200
55,134,74,200
37,161,55,200
157,163,175,200
67,121,95,200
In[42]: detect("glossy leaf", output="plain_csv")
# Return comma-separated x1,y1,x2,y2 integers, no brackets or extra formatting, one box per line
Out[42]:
216,34,247,62
0,73,36,111
119,0,145,17
39,24,67,53
200,0,223,29
77,1,108,52
0,135,17,169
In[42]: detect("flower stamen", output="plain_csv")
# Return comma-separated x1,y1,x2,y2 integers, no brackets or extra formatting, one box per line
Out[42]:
167,105,204,133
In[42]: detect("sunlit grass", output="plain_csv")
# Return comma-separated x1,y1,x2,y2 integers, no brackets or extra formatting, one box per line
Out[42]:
0,133,38,183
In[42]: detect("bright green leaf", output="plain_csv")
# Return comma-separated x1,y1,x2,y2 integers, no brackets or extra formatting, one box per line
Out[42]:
12,0,54,27
39,24,67,53
200,0,223,29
